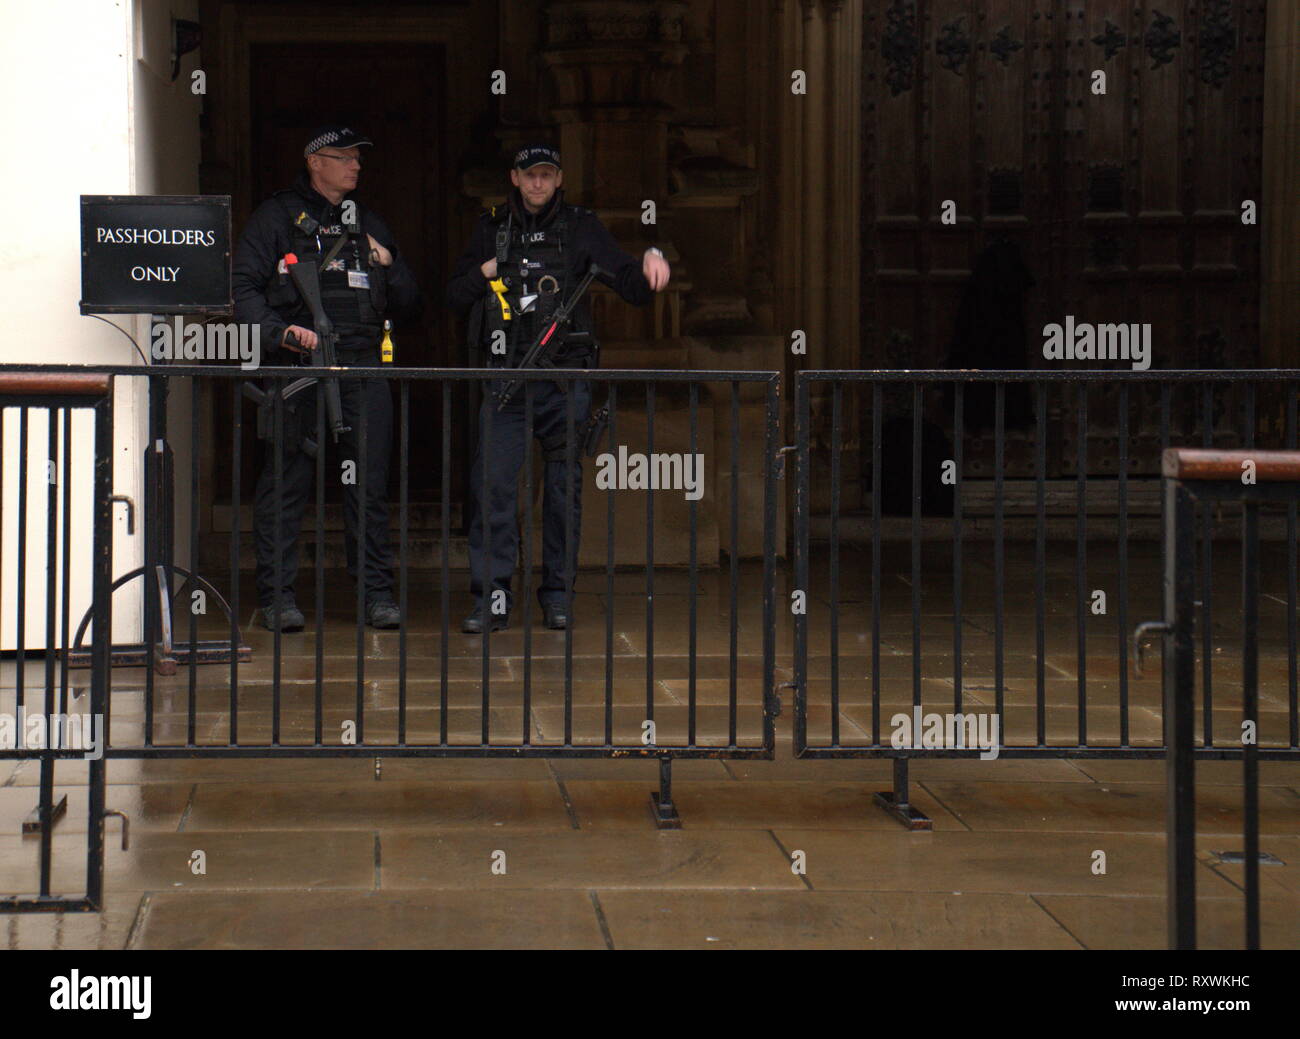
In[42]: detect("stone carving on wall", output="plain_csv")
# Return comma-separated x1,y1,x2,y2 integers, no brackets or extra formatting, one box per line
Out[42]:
545,1,685,46
881,0,919,96
1144,11,1181,70
1092,20,1127,60
935,16,971,75
1198,0,1236,88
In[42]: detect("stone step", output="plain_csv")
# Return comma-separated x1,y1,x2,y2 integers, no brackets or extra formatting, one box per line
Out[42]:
211,501,463,533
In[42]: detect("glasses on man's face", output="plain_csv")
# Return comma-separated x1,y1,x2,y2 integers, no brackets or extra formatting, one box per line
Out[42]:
316,152,362,167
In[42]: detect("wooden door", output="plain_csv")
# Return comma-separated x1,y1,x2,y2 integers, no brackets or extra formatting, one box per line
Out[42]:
860,0,1266,476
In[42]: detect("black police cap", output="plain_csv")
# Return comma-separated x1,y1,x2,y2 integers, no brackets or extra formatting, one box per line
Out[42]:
514,145,561,171
304,125,373,157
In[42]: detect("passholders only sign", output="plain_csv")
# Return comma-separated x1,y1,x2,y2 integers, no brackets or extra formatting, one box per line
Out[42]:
80,195,232,315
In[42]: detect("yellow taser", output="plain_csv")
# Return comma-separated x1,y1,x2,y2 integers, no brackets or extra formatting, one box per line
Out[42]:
489,278,512,321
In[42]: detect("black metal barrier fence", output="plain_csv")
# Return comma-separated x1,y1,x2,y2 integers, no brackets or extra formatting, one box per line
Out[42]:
0,373,114,910
1162,447,1300,951
1,364,780,910
793,371,1300,832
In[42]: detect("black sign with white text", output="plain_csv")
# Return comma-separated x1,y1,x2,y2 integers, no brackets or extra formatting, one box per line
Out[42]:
80,195,231,315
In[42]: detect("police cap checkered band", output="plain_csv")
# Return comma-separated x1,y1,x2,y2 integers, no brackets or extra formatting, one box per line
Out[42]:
513,145,561,171
304,125,373,157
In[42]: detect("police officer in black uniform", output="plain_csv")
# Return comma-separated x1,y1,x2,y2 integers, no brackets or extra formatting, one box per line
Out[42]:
446,145,671,632
233,125,422,631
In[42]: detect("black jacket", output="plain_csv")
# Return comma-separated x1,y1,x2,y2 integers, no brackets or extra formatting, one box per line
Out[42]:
233,172,422,355
445,188,653,323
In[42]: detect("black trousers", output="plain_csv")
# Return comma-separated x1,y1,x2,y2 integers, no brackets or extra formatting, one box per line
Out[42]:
253,367,395,608
467,379,591,611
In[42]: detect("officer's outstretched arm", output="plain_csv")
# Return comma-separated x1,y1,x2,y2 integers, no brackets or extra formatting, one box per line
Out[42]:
582,214,655,307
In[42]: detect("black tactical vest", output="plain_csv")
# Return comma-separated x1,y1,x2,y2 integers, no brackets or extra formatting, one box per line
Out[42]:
273,192,388,351
481,202,594,367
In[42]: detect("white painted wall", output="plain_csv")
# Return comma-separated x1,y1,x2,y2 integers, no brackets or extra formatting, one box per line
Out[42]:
1,0,202,651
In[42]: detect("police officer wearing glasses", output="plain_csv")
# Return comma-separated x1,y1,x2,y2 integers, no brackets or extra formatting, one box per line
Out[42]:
446,145,671,633
233,125,422,632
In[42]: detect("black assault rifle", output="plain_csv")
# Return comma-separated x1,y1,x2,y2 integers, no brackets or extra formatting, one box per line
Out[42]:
241,251,351,458
494,263,604,411
285,253,350,443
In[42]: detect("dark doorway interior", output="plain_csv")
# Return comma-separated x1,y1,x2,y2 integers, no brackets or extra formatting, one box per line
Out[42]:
212,40,451,511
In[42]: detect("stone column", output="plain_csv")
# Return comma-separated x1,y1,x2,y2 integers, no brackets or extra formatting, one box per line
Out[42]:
799,0,829,372
542,1,687,210
826,0,863,508
1262,0,1299,368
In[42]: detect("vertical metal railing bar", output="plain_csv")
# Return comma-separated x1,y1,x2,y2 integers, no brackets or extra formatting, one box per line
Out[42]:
439,381,451,745
953,382,963,713
1201,383,1214,747
271,381,284,745
1241,491,1260,951
729,381,740,746
792,374,809,754
88,393,113,908
355,378,368,745
59,407,72,721
910,383,922,710
313,382,325,747
1288,384,1298,747
1242,382,1259,948
522,383,534,745
229,383,241,745
15,408,31,717
398,380,409,746
1035,382,1047,746
1118,383,1130,747
645,381,655,729
871,383,882,745
994,381,1005,721
143,390,155,747
1166,480,1198,950
564,384,576,747
10,411,29,727
40,408,57,896
1076,383,1087,746
605,383,617,747
762,377,779,752
829,382,841,746
480,394,493,746
187,377,200,746
1160,383,1171,726
687,381,698,747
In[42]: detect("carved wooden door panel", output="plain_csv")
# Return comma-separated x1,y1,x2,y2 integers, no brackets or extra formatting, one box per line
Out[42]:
860,0,1266,477
1056,0,1266,472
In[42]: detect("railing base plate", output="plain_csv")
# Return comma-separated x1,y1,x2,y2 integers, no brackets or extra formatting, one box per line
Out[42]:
649,791,682,830
874,791,932,831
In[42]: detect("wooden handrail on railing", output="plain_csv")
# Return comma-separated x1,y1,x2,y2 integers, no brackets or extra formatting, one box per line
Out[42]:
1163,448,1300,482
0,372,112,397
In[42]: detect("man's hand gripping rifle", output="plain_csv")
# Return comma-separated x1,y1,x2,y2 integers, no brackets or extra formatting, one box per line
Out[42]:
242,249,352,458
